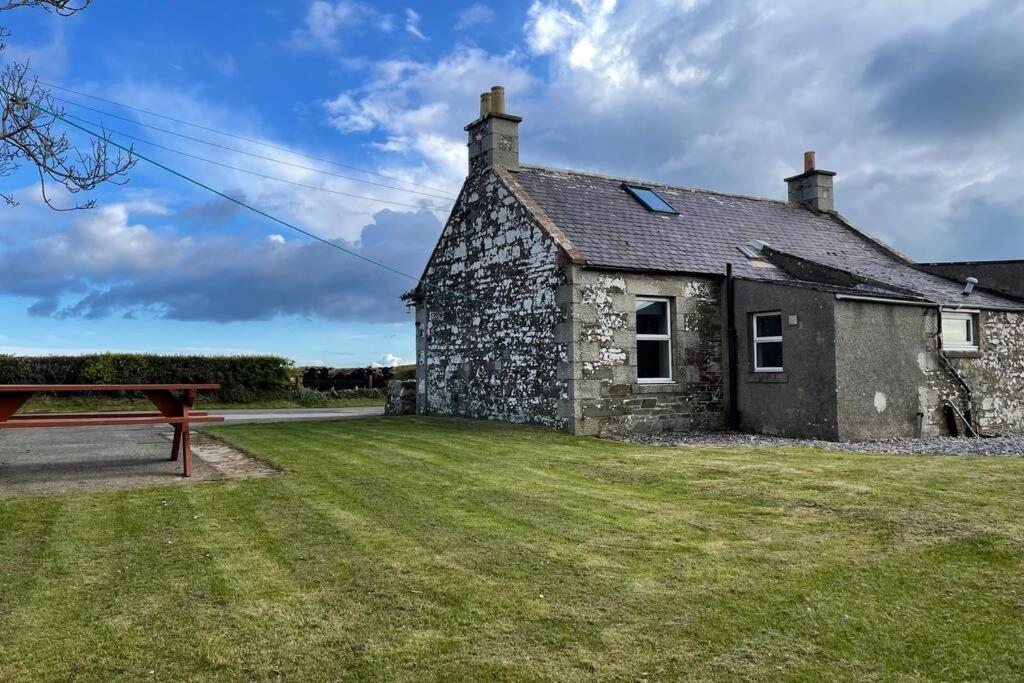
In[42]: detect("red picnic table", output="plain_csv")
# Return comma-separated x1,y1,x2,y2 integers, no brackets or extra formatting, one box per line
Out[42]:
0,384,224,477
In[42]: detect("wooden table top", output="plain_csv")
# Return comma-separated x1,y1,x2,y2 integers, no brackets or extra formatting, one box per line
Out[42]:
0,384,220,392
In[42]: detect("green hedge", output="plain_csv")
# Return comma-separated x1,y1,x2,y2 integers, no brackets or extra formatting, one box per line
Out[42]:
0,354,294,402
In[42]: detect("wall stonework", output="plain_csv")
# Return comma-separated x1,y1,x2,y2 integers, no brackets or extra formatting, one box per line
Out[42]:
951,311,1024,432
415,170,572,428
569,269,725,436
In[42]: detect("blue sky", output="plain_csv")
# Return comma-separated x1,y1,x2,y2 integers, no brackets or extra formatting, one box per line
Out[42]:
1,0,1022,365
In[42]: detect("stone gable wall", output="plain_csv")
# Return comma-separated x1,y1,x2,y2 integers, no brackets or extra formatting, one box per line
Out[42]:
415,170,571,428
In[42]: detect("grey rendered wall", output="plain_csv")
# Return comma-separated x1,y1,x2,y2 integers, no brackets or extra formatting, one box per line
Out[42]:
833,301,952,440
569,268,724,436
415,169,573,428
833,303,1024,439
733,281,839,439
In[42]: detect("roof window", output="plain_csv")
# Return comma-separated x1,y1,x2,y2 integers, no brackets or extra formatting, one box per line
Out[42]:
623,184,677,214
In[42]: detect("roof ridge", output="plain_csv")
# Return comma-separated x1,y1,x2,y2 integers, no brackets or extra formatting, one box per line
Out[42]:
518,164,793,206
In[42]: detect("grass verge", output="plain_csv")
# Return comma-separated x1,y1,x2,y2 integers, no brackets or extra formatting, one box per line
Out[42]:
1,417,1023,680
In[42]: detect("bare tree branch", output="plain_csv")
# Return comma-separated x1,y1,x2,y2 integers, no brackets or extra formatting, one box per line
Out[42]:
0,0,91,17
0,1,136,210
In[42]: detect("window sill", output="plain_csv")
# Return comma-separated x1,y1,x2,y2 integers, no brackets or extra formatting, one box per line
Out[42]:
631,382,685,394
746,372,789,384
943,349,982,359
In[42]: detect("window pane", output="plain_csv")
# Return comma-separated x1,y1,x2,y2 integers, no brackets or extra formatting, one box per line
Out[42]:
626,186,676,213
942,317,971,345
755,314,782,338
756,341,783,369
637,339,671,379
636,300,669,335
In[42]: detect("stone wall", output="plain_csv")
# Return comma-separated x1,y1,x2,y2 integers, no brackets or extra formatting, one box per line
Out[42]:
569,268,724,436
950,311,1024,432
415,169,572,428
385,380,416,416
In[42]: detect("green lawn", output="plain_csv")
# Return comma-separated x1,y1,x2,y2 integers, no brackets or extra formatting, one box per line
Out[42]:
2,418,1023,680
19,394,383,413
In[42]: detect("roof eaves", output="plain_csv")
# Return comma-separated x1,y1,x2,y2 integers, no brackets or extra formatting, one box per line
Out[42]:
734,275,931,302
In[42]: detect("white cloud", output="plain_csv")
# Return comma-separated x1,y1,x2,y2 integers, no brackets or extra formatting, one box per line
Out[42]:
405,8,427,40
0,202,443,323
88,81,453,244
290,1,395,50
454,3,496,31
207,51,238,77
371,353,408,367
512,0,1023,260
324,47,533,184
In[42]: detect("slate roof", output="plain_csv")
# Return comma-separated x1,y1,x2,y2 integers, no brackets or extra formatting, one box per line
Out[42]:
512,165,1024,309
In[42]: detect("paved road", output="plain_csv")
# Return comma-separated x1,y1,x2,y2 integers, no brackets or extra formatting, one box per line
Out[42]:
203,406,384,425
0,407,385,496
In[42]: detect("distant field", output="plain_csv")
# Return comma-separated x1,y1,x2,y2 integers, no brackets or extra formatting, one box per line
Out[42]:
19,394,384,413
2,417,1023,680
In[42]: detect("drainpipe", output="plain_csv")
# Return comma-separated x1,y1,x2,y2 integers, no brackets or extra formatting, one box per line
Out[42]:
935,304,977,437
726,264,740,429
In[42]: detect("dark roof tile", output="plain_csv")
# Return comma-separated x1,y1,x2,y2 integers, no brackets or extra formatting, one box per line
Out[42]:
513,165,1022,309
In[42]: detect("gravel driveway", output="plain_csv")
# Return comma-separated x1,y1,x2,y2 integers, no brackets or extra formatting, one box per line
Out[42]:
626,430,1024,456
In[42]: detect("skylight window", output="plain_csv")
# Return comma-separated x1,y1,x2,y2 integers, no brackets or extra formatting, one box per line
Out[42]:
623,184,677,214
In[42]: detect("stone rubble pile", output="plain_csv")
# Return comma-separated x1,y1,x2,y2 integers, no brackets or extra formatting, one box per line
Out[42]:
625,430,1024,457
385,380,417,416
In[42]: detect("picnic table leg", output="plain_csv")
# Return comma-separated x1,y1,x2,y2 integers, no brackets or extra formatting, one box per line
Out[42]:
171,425,182,462
181,413,193,478
144,389,193,477
0,391,34,422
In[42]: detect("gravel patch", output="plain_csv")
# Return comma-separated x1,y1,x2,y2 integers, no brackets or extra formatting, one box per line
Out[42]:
624,430,1024,456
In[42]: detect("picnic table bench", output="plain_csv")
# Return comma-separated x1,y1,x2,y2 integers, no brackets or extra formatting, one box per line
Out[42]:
0,384,224,477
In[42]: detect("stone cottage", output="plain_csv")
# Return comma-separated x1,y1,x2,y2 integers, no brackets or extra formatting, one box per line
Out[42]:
411,86,1024,440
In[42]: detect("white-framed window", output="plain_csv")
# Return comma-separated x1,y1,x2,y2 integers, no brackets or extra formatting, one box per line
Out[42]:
941,311,978,351
636,297,672,383
752,311,784,372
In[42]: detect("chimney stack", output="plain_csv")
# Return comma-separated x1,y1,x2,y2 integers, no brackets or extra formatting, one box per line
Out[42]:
785,151,836,212
465,85,521,174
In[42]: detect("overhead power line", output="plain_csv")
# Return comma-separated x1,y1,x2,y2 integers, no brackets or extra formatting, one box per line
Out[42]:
61,112,452,213
41,81,457,196
3,87,477,303
53,96,457,201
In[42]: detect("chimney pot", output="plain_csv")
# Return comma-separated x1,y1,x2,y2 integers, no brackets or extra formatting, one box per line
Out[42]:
465,85,521,174
489,86,505,114
785,152,836,212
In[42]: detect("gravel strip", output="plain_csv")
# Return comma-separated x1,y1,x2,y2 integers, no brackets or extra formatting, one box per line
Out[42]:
624,430,1024,456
